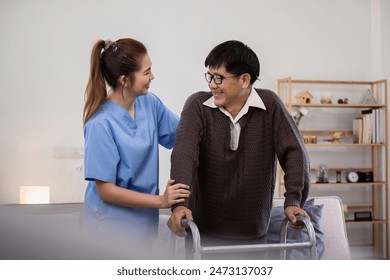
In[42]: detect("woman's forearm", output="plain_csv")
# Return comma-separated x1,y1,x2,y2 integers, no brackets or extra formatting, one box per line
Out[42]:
96,180,164,208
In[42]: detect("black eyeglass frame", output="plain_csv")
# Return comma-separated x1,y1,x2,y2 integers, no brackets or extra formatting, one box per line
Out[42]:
204,73,241,85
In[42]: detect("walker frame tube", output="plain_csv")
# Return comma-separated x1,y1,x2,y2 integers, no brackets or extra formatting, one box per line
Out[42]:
181,215,317,260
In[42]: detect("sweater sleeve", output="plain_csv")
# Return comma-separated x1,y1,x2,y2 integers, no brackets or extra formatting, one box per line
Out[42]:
271,93,310,209
170,93,204,209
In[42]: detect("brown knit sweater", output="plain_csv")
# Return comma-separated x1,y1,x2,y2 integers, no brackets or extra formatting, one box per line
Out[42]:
171,88,310,239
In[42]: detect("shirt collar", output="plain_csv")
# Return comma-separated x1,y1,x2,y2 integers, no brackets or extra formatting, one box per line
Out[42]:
246,88,267,110
203,88,267,121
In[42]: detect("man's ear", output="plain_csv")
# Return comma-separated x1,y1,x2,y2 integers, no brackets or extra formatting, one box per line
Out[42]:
241,73,251,89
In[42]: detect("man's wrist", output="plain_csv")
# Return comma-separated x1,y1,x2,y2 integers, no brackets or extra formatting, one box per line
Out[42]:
171,204,187,213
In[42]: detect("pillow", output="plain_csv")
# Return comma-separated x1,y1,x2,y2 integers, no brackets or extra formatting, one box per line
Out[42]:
266,198,325,260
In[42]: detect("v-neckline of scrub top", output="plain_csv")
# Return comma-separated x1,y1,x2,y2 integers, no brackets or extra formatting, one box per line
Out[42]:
104,99,144,131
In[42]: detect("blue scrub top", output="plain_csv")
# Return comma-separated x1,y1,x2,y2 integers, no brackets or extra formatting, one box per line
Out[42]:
83,93,179,242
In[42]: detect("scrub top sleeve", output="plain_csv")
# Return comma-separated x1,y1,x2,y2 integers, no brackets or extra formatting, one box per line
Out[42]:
152,94,179,149
84,121,119,183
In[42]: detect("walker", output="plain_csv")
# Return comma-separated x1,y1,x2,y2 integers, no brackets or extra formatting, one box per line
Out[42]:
173,215,317,260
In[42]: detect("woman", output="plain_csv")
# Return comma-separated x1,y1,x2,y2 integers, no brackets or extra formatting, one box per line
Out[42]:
82,38,189,253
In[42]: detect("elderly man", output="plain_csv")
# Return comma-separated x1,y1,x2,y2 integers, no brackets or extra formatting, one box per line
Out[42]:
168,40,310,259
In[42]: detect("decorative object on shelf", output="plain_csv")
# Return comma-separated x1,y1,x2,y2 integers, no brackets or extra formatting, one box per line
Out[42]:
359,88,377,104
303,135,317,144
323,131,344,144
346,171,359,183
316,164,329,183
343,204,349,219
295,90,313,104
357,171,373,182
354,211,372,221
336,170,342,183
291,106,309,127
320,92,332,104
337,98,348,104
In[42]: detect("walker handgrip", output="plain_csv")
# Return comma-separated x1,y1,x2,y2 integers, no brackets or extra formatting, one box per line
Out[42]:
181,218,190,228
290,214,310,229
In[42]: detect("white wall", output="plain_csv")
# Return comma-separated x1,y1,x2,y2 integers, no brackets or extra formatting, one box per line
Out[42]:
0,0,387,204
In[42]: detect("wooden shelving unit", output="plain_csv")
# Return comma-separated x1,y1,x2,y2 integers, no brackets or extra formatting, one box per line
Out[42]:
277,77,388,259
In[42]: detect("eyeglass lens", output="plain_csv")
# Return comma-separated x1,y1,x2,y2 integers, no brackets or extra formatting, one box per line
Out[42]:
205,73,223,84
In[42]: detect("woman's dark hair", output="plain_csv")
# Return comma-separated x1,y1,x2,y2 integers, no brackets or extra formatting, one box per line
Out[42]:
204,40,260,85
83,38,147,124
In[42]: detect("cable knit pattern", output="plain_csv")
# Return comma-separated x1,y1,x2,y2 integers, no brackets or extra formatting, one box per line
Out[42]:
171,88,310,239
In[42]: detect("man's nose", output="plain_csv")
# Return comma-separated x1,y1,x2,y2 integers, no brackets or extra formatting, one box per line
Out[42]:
208,79,218,89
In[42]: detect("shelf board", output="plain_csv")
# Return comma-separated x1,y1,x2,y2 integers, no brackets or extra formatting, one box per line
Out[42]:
279,181,387,186
305,143,386,147
349,243,374,247
310,167,372,172
286,103,386,108
346,219,388,224
310,181,386,186
282,79,387,85
346,205,373,210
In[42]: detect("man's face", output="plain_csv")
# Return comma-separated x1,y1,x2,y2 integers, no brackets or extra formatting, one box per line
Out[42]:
206,66,245,109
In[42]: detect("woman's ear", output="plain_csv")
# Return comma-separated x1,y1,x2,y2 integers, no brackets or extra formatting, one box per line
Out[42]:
119,75,129,87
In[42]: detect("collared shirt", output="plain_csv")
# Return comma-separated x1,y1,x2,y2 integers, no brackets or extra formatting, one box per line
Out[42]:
203,88,267,150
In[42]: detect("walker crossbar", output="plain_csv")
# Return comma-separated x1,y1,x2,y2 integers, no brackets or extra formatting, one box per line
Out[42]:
181,215,317,260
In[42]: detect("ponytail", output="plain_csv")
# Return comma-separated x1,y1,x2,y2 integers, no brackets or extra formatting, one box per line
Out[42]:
83,40,107,125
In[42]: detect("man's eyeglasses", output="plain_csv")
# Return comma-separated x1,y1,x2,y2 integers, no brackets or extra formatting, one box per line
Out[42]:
204,73,239,85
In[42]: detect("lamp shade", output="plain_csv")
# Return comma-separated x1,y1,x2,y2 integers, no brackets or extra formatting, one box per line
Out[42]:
19,186,50,204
